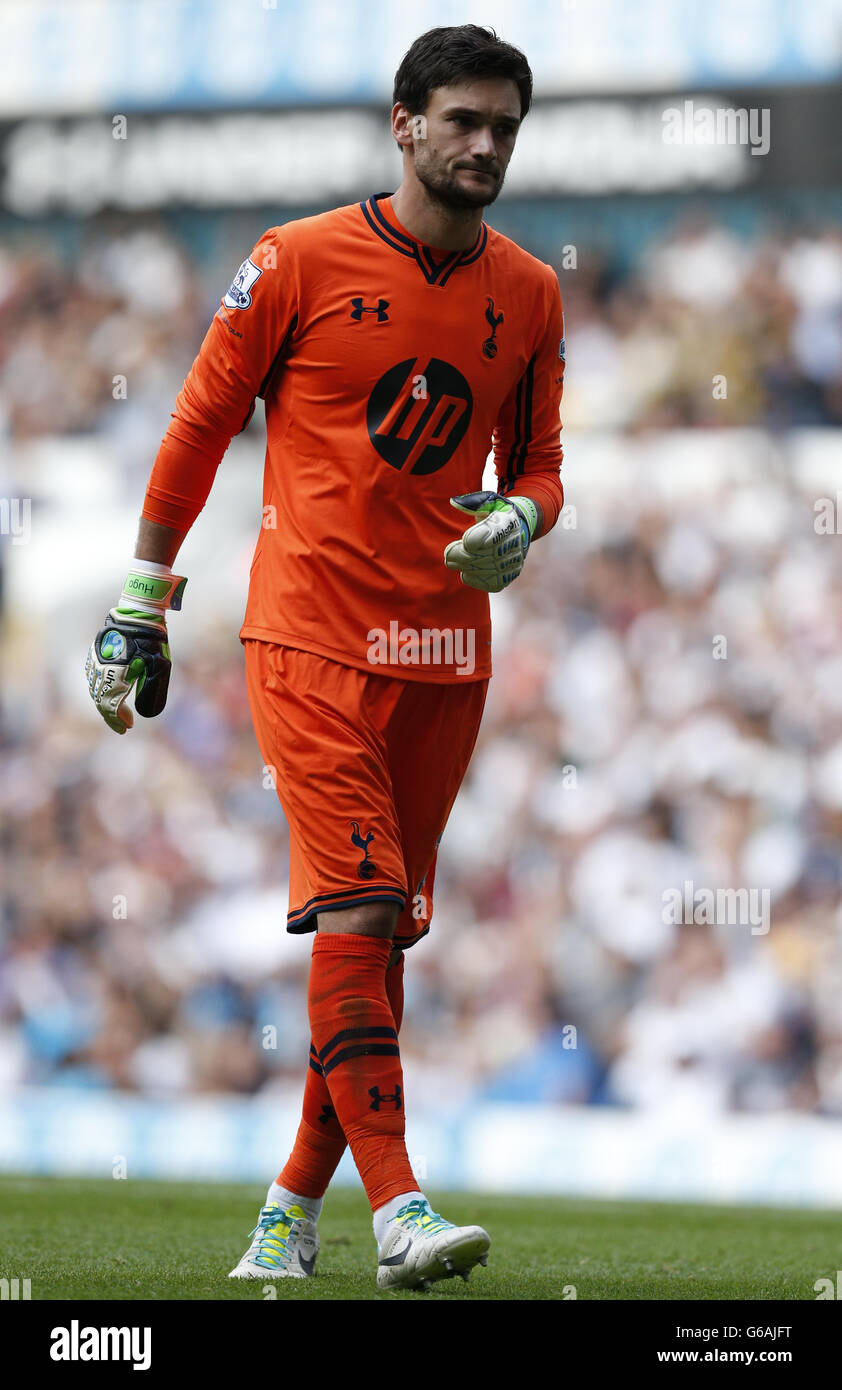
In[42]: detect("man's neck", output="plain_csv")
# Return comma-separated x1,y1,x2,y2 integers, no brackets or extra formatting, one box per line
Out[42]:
389,181,484,253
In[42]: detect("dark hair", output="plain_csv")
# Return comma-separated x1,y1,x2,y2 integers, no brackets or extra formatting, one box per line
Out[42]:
393,25,533,123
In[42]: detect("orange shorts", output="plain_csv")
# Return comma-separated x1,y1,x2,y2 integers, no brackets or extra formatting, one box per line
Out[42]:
243,641,488,949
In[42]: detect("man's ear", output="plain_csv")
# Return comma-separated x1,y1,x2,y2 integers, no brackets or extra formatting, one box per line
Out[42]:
390,103,414,152
391,104,426,153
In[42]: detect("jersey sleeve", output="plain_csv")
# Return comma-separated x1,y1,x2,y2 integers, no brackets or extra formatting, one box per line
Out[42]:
493,264,565,534
142,229,298,532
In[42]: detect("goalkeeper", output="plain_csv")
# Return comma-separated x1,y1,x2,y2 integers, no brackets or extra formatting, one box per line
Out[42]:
85,23,565,1292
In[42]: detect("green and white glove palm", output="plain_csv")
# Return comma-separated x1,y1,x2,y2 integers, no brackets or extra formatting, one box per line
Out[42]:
84,562,187,734
443,491,538,593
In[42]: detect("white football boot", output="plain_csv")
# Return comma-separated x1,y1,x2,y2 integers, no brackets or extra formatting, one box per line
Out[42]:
376,1198,490,1291
228,1202,319,1280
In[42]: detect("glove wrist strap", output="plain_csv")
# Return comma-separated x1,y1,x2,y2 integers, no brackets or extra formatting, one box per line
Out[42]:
509,496,539,540
119,559,187,616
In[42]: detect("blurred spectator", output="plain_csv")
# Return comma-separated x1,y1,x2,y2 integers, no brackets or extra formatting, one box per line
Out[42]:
1,216,841,454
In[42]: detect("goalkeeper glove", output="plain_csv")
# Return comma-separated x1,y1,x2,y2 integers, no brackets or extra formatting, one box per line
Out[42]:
84,561,187,735
443,491,538,593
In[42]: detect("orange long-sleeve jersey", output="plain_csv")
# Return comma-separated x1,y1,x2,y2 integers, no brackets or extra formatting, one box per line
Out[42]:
143,193,565,681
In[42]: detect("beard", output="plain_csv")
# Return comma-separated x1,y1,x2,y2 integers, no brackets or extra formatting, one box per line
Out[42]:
414,147,505,211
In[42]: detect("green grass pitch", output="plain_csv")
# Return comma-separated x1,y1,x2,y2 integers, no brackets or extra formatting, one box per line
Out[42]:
1,1176,838,1300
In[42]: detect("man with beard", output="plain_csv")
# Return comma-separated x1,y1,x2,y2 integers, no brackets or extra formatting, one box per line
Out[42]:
85,23,566,1291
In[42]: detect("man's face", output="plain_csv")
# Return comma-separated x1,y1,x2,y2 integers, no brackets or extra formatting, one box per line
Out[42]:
400,78,522,210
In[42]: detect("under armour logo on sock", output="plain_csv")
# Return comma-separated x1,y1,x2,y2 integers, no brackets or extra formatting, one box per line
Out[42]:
369,1084,402,1112
318,1104,337,1125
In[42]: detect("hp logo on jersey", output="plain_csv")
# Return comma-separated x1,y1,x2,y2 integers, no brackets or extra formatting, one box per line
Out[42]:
367,357,473,475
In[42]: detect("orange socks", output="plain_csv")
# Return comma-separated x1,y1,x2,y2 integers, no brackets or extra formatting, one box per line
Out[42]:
278,947,406,1202
386,951,405,1032
276,1073,345,1200
305,934,416,1211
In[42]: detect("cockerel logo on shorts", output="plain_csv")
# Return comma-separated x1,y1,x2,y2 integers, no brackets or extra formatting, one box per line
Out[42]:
350,820,377,879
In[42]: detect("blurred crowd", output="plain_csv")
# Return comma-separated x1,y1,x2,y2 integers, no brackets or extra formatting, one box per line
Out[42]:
1,210,842,1118
1,213,841,451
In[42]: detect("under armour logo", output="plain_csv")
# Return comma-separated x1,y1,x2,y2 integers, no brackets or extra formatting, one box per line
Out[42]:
318,1104,337,1125
369,1084,402,1112
351,297,390,322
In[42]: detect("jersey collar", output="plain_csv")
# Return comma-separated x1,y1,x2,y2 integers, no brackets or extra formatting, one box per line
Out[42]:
360,192,487,287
